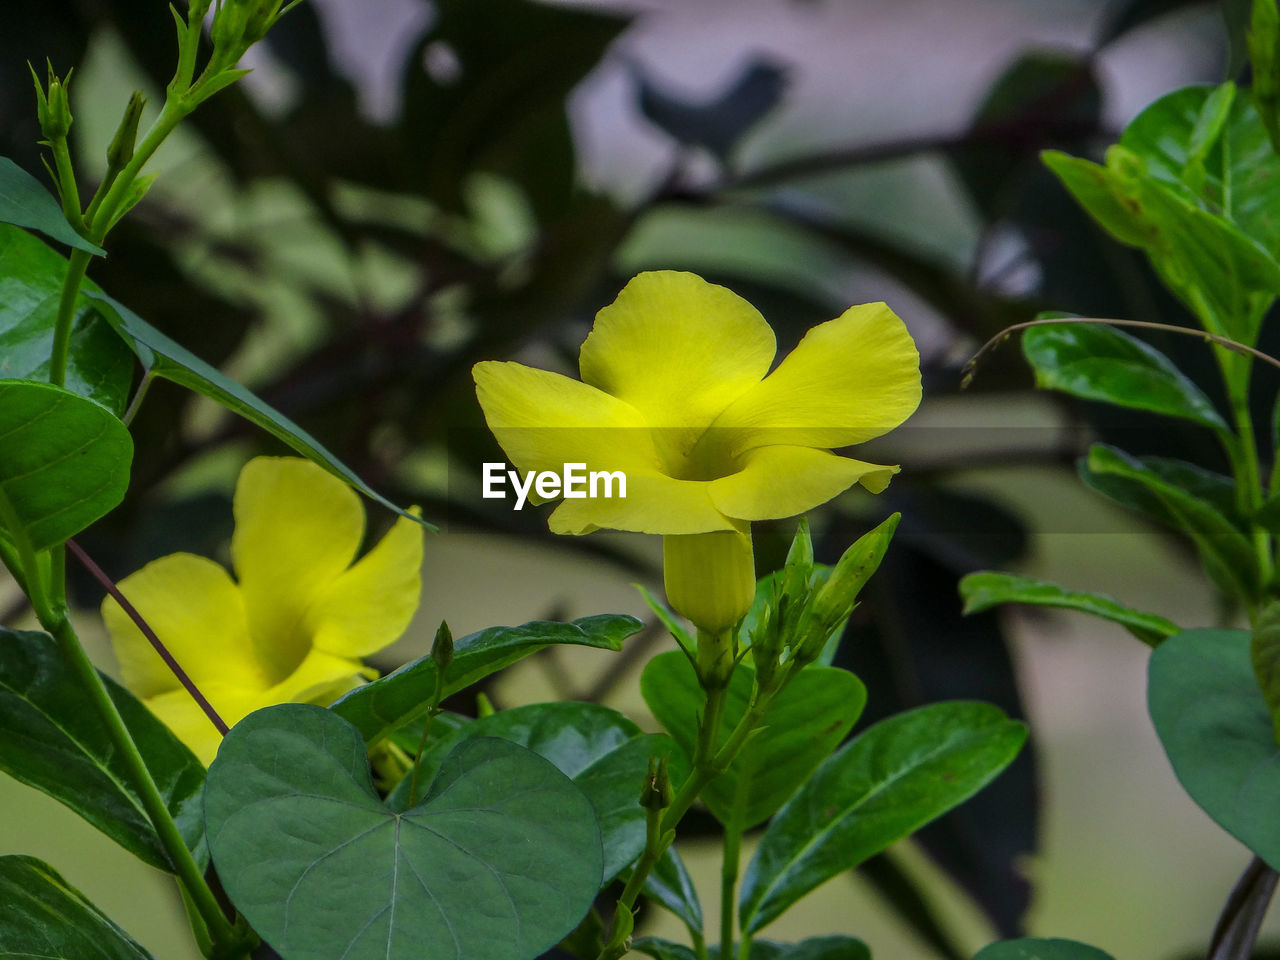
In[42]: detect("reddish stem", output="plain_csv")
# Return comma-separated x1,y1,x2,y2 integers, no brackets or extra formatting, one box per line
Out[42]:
66,539,228,735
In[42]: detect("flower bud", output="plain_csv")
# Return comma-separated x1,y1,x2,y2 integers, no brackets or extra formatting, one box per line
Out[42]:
107,92,146,170
31,63,73,141
430,620,454,676
638,755,672,811
663,528,755,636
799,513,900,662
750,519,814,690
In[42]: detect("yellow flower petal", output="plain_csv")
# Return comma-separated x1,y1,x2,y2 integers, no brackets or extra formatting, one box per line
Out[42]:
580,272,776,458
548,471,735,535
265,647,371,705
103,554,266,699
145,683,263,766
709,302,921,456
307,512,424,658
474,361,660,487
231,457,365,682
708,446,899,521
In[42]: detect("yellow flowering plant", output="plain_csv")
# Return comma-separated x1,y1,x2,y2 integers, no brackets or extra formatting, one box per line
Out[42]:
0,1,1029,953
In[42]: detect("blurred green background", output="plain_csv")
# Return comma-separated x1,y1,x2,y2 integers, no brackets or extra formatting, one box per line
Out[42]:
1,0,1275,957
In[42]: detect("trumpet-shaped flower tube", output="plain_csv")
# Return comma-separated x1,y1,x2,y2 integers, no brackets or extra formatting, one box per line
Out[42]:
101,457,423,764
474,271,921,634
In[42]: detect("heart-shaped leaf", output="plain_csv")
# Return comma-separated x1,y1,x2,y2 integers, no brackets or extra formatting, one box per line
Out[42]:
0,224,133,415
205,704,603,960
387,701,675,880
1021,321,1227,431
0,855,155,959
1148,628,1280,869
0,379,132,554
959,571,1178,646
973,939,1115,960
642,651,865,829
739,701,1026,934
333,614,642,744
0,628,206,871
0,159,105,254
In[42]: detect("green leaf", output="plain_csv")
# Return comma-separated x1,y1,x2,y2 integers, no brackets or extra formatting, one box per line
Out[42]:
1148,628,1280,869
0,224,133,415
1081,444,1260,601
633,936,871,960
0,628,206,871
0,855,156,959
1020,321,1227,430
959,571,1178,646
641,651,866,829
738,701,1027,934
1251,488,1280,534
0,158,105,254
387,701,674,880
1119,85,1280,261
641,847,703,935
205,704,602,960
83,290,430,529
638,582,694,653
1253,602,1280,743
0,380,132,553
333,614,643,744
1041,151,1149,247
973,939,1116,960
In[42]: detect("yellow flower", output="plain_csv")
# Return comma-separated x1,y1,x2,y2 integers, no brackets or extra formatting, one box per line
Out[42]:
473,270,920,634
102,457,424,764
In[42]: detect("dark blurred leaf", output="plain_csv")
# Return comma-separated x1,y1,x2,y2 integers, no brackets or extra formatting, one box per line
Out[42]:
633,59,789,163
827,491,1037,940
954,53,1101,220
974,939,1115,960
854,853,967,960
399,0,627,219
0,159,103,254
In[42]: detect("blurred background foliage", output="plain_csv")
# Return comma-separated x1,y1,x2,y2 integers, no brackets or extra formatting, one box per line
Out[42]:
1,0,1275,957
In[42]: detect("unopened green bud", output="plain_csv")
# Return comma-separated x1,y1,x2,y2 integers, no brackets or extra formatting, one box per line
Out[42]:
638,755,672,811
107,92,147,170
187,0,215,24
431,620,454,675
802,512,900,658
244,0,284,45
31,63,73,140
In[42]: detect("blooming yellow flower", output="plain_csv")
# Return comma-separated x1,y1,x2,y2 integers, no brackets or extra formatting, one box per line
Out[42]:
102,457,423,764
473,270,920,634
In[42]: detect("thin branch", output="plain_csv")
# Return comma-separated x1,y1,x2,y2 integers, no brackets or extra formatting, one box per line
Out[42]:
1207,855,1278,960
66,539,228,735
963,317,1280,389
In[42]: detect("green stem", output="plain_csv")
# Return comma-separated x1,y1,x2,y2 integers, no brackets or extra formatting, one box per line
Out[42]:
41,613,249,957
720,794,744,959
1220,349,1274,597
49,137,83,230
47,248,91,388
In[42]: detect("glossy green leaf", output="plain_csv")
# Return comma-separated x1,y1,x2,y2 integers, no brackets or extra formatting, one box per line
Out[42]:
1149,628,1280,869
1081,444,1259,601
633,936,870,960
83,290,430,529
641,651,866,829
387,701,673,880
738,701,1027,934
1119,85,1280,261
0,380,132,554
0,224,133,415
333,614,642,744
641,846,704,935
0,628,206,871
0,158,104,254
206,704,603,960
0,855,155,959
959,572,1178,646
974,939,1115,960
1021,322,1227,430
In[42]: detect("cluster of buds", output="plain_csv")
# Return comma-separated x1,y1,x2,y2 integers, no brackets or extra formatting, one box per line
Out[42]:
749,513,900,692
30,63,73,141
207,0,301,72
